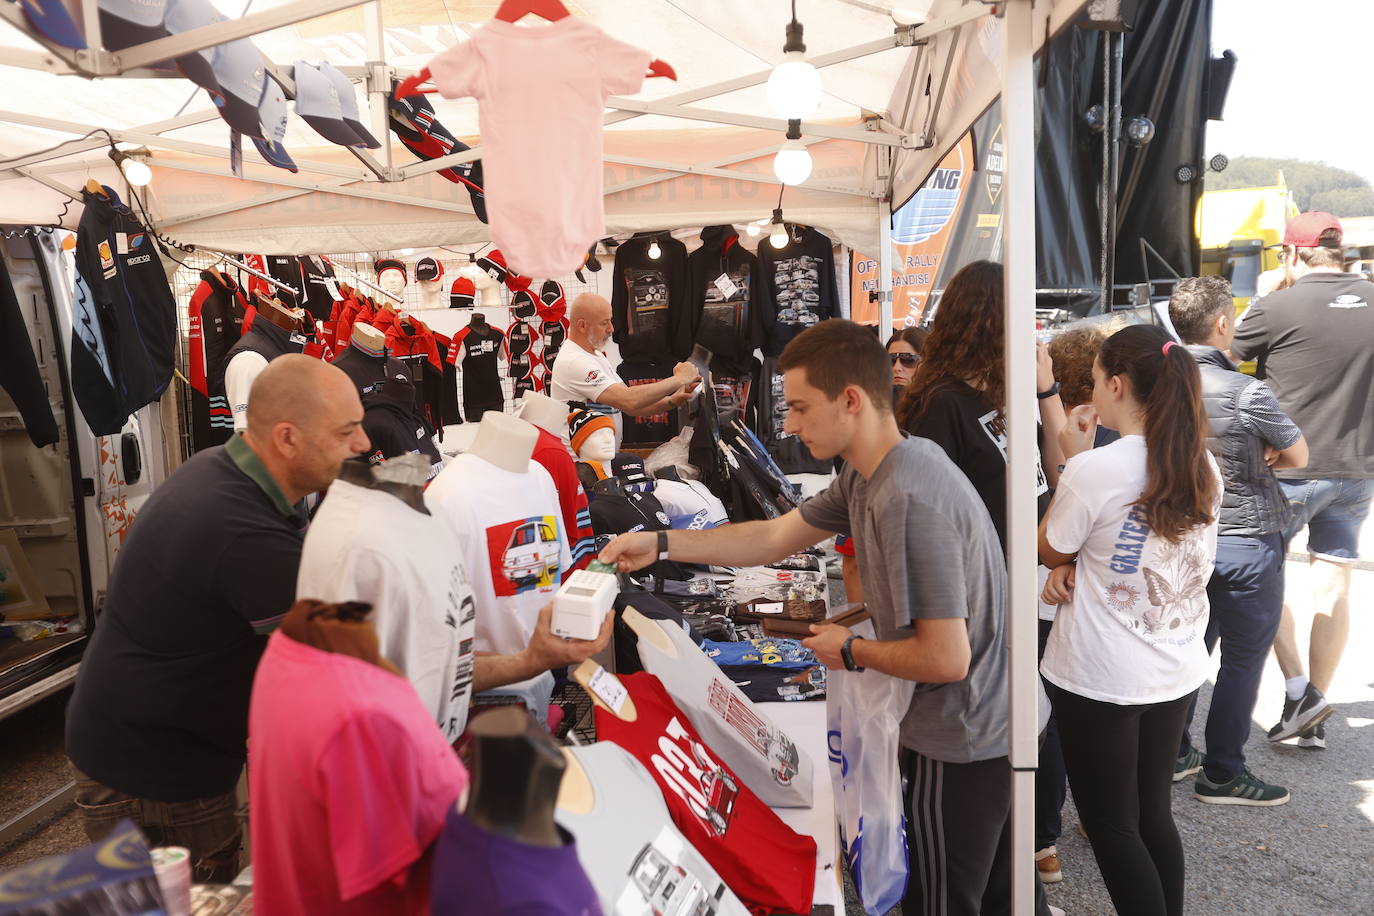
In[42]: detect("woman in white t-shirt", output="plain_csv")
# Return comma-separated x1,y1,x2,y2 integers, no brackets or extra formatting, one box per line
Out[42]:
1037,323,1220,916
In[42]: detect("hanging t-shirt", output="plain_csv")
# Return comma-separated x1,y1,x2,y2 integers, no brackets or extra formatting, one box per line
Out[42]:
427,18,651,277
1041,435,1220,705
687,225,764,363
296,477,476,740
617,361,679,446
752,357,830,475
427,453,570,655
431,810,600,916
555,742,750,916
611,235,690,363
595,673,816,916
187,269,249,452
632,614,812,808
249,631,468,915
299,255,339,322
550,340,625,442
757,227,838,357
450,323,506,421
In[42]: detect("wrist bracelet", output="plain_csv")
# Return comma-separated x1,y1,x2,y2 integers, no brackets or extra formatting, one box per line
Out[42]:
657,529,670,561
1037,382,1061,400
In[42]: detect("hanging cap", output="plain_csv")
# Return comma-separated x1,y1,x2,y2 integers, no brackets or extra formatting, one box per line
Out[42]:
294,61,372,148
97,0,169,51
162,0,226,93
21,0,87,49
374,258,406,284
1283,211,1343,248
449,276,476,308
252,82,297,172
209,38,270,138
320,62,381,149
388,82,488,222
569,409,616,455
511,289,538,319
476,249,508,284
416,257,443,282
538,280,566,320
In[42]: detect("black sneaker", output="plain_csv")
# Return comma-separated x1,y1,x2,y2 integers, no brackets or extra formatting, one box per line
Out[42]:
1173,746,1204,782
1297,722,1326,749
1267,684,1332,742
1194,769,1291,806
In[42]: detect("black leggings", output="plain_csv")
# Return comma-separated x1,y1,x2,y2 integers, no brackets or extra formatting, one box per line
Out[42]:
1052,686,1195,916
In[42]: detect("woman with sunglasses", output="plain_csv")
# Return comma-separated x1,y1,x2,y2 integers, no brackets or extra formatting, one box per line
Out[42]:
887,325,928,399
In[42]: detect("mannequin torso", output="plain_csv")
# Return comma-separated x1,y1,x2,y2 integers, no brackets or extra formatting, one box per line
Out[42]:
468,412,538,473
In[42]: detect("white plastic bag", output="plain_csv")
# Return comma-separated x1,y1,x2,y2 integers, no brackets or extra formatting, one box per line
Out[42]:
826,621,915,916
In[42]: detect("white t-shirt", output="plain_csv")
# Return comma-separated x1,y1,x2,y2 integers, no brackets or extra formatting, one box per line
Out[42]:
427,452,571,655
550,339,623,441
1041,435,1220,704
296,478,477,741
225,351,268,432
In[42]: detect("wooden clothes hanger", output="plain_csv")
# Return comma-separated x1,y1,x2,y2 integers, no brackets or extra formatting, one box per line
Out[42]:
394,0,676,100
84,178,108,198
571,660,637,721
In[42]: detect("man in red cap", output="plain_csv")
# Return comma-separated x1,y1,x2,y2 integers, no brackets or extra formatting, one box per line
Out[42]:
1233,212,1374,750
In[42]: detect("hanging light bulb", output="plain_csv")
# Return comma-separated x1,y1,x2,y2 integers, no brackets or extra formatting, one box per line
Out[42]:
108,148,152,187
769,208,789,250
399,248,415,256
746,222,762,238
773,120,813,186
648,239,662,259
767,14,822,120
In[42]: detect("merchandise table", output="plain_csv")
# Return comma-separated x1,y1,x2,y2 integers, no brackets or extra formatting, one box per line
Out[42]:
769,699,843,915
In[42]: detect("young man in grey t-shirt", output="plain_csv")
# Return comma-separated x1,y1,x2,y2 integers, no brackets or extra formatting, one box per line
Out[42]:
601,319,1036,916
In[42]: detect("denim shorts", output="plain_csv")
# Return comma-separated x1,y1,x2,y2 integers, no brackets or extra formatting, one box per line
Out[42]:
1280,477,1374,562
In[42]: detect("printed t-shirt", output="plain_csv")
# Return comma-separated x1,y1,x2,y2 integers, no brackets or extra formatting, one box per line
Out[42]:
449,323,506,420
633,615,812,807
703,637,818,671
297,478,476,741
431,811,600,916
722,665,827,704
555,742,749,916
249,631,467,916
551,339,625,442
65,435,304,802
595,672,816,916
532,428,596,573
427,452,570,655
428,18,650,277
799,436,1009,763
1041,435,1220,704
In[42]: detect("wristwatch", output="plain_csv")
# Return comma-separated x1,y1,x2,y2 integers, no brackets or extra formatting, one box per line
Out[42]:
1036,382,1061,400
656,530,670,561
840,634,865,672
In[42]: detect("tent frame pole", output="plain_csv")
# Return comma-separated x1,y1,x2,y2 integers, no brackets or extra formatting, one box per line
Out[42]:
877,200,894,339
1001,1,1039,914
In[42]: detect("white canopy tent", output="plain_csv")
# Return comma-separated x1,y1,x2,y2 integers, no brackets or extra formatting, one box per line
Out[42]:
0,1,1088,912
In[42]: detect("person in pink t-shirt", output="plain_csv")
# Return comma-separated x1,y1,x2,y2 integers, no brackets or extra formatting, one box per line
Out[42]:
427,17,651,278
249,600,468,915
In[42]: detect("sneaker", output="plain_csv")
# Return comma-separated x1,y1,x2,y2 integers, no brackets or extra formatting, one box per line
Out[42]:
1049,906,1066,916
1194,769,1291,806
1267,683,1332,742
1173,746,1204,782
1035,846,1062,884
1297,722,1326,749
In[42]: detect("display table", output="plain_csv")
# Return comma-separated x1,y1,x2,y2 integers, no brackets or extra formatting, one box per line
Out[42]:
770,699,842,915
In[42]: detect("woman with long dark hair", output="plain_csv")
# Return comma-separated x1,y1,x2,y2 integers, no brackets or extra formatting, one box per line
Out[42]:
898,260,1063,550
1038,323,1221,916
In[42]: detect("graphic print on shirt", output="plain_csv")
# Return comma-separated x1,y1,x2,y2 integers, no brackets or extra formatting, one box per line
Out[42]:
626,268,671,338
712,371,752,425
978,407,1049,495
707,679,800,788
486,515,562,596
627,828,729,916
1103,505,1208,642
771,256,823,328
650,716,740,838
443,562,477,740
703,265,752,337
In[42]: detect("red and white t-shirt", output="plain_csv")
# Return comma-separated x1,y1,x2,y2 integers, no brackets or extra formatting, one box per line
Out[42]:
532,428,595,574
595,673,816,916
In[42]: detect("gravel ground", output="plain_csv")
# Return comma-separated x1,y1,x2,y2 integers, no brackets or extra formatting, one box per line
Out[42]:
3,558,1371,916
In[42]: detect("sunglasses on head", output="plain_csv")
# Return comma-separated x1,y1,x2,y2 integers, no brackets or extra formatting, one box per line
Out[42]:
889,352,919,366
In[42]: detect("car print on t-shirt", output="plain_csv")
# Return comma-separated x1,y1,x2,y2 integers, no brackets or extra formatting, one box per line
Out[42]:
652,715,739,838
627,268,671,338
487,515,561,595
771,256,823,328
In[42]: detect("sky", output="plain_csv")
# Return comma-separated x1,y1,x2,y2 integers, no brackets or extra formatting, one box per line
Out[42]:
1204,0,1374,185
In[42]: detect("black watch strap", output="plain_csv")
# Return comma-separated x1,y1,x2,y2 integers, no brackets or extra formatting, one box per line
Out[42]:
657,529,670,561
1037,381,1061,400
841,634,865,672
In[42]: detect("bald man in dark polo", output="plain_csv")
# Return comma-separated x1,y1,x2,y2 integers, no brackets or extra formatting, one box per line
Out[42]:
66,355,370,882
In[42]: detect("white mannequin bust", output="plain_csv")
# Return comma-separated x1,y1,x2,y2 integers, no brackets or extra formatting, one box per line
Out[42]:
472,269,501,309
468,412,538,474
575,427,616,463
515,391,569,437
378,268,407,302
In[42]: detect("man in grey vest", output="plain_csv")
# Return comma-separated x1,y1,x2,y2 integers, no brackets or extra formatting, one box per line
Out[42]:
1168,277,1308,805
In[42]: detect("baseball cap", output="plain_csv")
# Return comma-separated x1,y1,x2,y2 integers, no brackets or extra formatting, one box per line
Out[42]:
415,257,443,282
294,61,371,148
209,37,269,138
511,289,538,319
252,83,297,172
450,276,476,308
388,81,488,222
320,63,381,149
19,0,87,49
611,453,654,493
505,263,531,293
374,258,406,285
1284,211,1342,248
98,0,168,51
476,249,508,285
539,280,566,316
162,0,225,93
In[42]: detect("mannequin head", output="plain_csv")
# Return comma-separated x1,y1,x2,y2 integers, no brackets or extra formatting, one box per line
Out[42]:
378,268,407,300
568,409,616,462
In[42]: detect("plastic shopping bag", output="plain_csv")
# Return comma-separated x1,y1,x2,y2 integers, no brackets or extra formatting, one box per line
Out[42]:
826,621,915,916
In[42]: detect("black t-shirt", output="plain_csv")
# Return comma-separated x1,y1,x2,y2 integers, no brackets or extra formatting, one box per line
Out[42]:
1231,271,1374,479
453,323,505,419
903,378,1050,553
65,435,305,801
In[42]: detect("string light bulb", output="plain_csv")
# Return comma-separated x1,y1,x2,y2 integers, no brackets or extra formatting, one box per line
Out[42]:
648,239,662,259
769,208,789,249
746,222,761,238
773,120,812,186
767,14,822,119
108,147,152,187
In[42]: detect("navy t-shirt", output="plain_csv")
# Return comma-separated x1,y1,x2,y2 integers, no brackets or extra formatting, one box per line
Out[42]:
65,435,305,801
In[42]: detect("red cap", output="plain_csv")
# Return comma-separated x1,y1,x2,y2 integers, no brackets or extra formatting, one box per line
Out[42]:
449,276,476,308
1284,212,1343,248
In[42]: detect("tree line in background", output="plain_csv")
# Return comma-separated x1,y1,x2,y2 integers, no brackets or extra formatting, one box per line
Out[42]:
1206,156,1374,217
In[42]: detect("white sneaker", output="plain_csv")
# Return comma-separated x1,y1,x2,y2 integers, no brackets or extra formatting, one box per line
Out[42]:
1049,906,1066,916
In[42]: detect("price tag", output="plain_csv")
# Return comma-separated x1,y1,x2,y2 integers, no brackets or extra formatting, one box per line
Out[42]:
323,277,342,299
754,602,785,615
115,232,128,255
713,272,739,299
588,666,628,716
